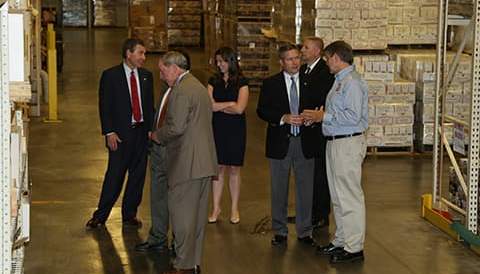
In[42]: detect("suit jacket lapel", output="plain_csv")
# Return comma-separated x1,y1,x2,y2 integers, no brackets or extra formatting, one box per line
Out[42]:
299,71,306,110
119,64,133,112
138,69,147,108
277,73,290,113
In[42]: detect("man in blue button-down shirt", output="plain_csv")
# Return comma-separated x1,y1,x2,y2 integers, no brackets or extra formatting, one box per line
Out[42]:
303,40,368,263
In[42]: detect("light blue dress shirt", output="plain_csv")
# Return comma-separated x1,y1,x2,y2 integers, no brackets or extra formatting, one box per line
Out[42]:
322,65,369,137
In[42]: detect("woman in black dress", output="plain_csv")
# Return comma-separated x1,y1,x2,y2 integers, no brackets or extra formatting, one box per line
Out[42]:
207,47,249,224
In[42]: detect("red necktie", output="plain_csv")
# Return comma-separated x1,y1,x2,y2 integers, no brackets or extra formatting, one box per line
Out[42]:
130,71,141,123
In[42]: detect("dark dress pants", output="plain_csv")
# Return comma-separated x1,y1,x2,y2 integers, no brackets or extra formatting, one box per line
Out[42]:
93,125,148,221
270,137,314,238
147,143,169,245
312,138,331,223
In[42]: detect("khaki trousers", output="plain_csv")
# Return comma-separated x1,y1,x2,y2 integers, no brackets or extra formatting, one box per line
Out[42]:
326,134,367,253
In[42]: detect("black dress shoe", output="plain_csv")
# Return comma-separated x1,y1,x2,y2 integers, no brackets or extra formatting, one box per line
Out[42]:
123,217,142,228
194,265,201,274
135,241,168,252
316,243,344,255
330,250,364,263
297,236,317,246
85,218,105,229
271,235,287,246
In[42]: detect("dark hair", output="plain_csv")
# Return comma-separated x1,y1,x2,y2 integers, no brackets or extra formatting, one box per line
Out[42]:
214,47,242,89
324,40,353,65
122,38,145,59
278,43,299,59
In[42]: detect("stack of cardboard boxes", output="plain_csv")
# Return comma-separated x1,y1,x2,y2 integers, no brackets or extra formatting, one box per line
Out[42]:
130,0,168,52
355,55,416,148
204,0,237,69
314,0,438,49
236,0,273,92
387,0,438,45
396,51,471,148
315,0,389,50
168,0,202,46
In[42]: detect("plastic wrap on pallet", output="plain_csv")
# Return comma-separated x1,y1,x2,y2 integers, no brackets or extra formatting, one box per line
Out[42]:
94,0,128,27
63,0,87,26
394,50,472,147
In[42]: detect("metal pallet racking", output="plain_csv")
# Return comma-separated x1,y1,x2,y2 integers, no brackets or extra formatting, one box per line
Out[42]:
0,2,11,272
424,0,480,248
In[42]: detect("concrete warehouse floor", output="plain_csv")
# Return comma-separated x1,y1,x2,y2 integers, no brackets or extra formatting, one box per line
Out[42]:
24,28,480,274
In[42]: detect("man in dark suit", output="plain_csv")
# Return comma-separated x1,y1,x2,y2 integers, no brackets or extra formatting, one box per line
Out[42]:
300,37,335,229
86,38,154,229
257,43,317,247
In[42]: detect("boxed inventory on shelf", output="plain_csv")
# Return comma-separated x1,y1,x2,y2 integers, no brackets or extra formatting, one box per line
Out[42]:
94,0,126,27
315,0,388,49
393,50,472,147
10,81,32,103
168,0,202,46
204,14,237,67
237,3,272,18
129,0,167,51
237,14,272,91
315,0,438,49
358,55,415,148
387,1,437,44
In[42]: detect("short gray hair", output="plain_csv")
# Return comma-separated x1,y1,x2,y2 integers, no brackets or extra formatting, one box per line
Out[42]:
161,51,189,70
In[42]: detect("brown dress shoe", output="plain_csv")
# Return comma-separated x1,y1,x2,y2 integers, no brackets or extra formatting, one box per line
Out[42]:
162,268,195,274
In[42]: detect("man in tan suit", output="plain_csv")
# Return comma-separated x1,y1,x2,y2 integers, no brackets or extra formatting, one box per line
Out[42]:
153,51,217,274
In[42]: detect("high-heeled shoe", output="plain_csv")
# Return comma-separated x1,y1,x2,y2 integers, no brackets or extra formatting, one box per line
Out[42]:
208,209,221,223
230,212,240,224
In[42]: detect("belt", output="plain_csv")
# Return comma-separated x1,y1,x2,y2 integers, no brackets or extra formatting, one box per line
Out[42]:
130,122,144,129
325,132,363,141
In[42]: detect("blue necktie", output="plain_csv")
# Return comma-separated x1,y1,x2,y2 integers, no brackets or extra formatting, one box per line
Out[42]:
289,77,299,136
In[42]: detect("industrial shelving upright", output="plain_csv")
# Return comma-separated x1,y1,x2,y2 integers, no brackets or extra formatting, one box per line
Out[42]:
430,0,480,239
0,2,11,273
0,1,30,272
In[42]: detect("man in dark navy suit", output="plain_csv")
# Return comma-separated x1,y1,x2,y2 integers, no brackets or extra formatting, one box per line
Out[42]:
86,38,154,229
300,37,335,229
257,43,318,247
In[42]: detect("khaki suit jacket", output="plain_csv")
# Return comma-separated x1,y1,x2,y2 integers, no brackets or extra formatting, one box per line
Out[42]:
155,73,218,187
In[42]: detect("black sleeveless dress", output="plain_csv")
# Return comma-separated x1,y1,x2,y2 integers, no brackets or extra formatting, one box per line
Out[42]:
208,76,248,166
